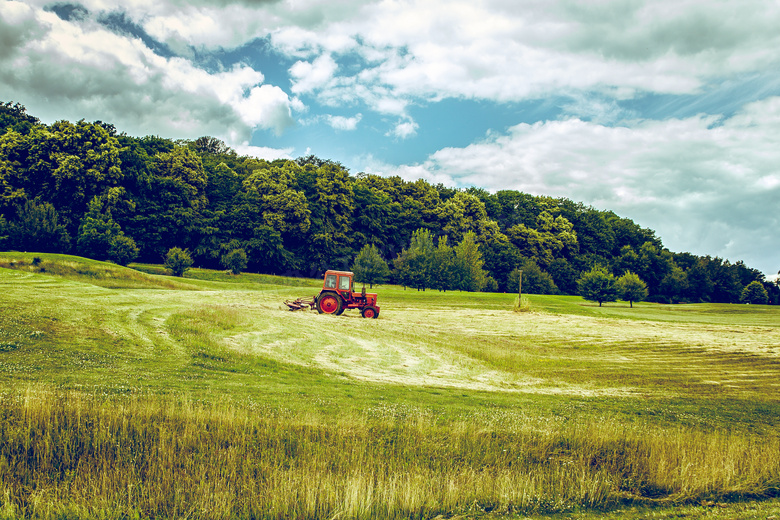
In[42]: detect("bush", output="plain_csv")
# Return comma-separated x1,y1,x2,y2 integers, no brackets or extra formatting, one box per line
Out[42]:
482,276,499,293
109,235,139,266
164,247,193,277
740,281,769,305
221,248,248,275
507,260,558,295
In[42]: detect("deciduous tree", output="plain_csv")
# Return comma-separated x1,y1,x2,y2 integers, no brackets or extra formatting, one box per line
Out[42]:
508,259,558,295
741,280,768,305
352,244,391,288
77,196,121,260
453,231,487,292
577,266,618,306
8,200,71,253
617,271,648,307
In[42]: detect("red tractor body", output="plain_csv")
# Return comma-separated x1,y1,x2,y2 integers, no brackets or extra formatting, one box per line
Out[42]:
316,270,380,318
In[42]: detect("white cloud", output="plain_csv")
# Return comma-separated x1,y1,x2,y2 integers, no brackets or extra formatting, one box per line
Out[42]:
388,119,419,140
233,144,295,161
325,113,362,131
260,0,780,115
289,53,338,94
235,84,296,134
0,1,295,144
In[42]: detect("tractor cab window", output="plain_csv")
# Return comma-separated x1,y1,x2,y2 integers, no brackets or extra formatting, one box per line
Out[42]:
325,274,337,289
339,275,351,291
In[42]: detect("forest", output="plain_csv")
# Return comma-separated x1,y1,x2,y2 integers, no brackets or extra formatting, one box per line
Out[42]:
1,101,777,304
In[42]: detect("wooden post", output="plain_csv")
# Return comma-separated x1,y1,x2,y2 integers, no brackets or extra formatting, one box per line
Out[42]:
518,269,523,298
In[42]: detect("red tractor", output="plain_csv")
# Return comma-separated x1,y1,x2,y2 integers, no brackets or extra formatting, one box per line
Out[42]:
284,270,380,318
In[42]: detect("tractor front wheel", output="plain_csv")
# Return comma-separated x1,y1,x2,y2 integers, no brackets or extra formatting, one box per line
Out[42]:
361,307,379,319
317,292,343,315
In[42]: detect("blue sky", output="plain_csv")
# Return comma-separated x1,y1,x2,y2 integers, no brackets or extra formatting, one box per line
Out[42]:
1,0,779,277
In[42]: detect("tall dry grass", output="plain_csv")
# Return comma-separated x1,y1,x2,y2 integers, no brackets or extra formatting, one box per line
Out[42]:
1,387,779,519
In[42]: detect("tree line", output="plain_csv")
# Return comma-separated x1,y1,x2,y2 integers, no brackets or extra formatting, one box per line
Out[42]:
1,101,777,304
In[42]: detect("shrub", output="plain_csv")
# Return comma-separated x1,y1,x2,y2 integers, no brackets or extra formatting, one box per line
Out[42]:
482,276,499,293
221,248,248,275
508,260,558,295
740,281,769,305
164,247,193,277
109,235,139,266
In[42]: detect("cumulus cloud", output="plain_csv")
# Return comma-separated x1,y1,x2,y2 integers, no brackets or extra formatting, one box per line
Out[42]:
260,0,780,115
325,113,362,131
0,1,295,144
387,119,419,140
289,53,338,94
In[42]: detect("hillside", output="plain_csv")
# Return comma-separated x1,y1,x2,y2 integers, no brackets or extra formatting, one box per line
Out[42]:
1,101,777,306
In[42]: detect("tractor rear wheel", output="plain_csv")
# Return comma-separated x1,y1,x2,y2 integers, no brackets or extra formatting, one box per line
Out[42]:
361,306,379,319
317,292,343,315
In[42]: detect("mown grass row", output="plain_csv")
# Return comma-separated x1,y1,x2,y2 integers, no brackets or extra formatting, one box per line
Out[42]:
1,388,779,520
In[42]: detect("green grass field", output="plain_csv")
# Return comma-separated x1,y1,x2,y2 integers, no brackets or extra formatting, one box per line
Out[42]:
1,253,779,519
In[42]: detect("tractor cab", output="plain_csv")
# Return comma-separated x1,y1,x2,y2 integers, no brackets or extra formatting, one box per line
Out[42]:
316,270,380,318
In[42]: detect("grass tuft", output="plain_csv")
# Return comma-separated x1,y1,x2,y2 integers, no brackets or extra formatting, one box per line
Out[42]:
514,295,532,312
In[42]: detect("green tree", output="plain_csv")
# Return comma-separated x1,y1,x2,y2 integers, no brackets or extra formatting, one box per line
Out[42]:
577,266,618,306
437,192,488,244
393,228,435,290
7,200,71,253
151,146,208,210
108,234,139,266
547,258,578,295
453,231,487,292
508,259,558,295
306,162,354,270
430,236,456,292
76,196,122,259
221,248,248,275
617,271,648,307
614,245,640,276
658,265,688,303
242,162,311,236
165,247,193,277
684,258,714,302
0,215,7,249
637,241,674,297
0,120,122,237
740,280,769,305
352,244,391,288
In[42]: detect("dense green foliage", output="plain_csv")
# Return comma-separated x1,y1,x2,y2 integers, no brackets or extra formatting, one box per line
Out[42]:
577,266,619,307
351,243,391,288
741,280,769,305
221,248,248,275
165,247,193,277
1,102,777,303
617,271,649,308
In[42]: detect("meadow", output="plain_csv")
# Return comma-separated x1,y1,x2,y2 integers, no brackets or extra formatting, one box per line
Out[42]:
1,253,779,519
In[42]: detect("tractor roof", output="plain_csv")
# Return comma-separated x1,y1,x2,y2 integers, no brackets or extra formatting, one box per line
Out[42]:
324,270,354,276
